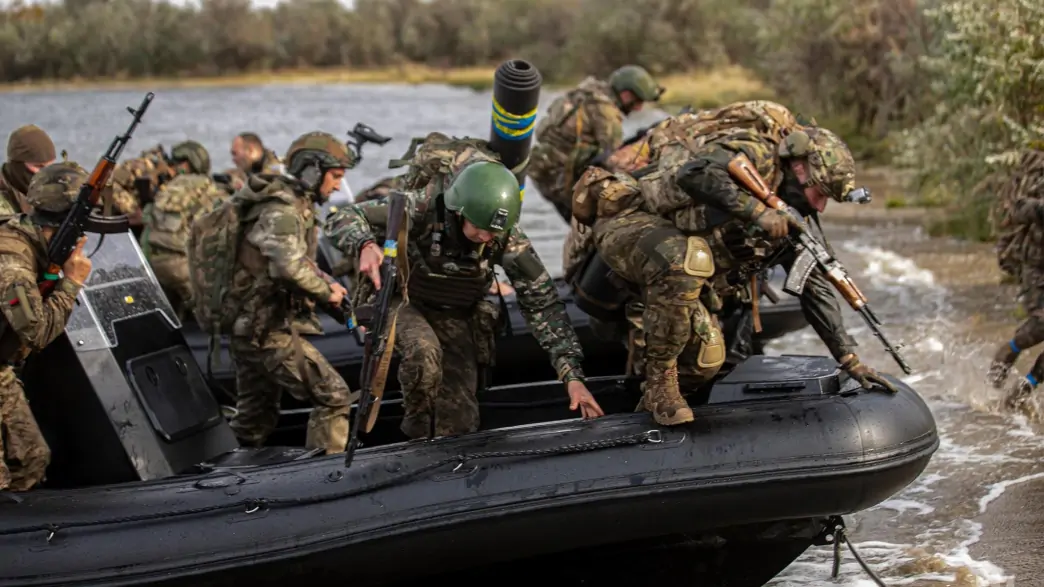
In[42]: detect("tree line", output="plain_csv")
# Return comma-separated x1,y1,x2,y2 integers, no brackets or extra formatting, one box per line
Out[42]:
2,0,1041,239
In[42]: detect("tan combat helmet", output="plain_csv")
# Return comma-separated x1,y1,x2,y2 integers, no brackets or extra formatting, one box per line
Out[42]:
26,161,88,226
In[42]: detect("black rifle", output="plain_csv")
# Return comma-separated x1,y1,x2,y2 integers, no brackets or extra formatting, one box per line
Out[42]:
37,92,154,300
344,190,407,467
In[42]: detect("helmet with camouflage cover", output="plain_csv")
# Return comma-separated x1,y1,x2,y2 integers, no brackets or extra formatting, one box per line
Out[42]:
777,127,856,202
444,161,521,233
608,65,664,103
26,161,88,226
170,140,211,175
284,131,356,178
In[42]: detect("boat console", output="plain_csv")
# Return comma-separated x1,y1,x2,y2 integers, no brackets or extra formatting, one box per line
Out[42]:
21,230,239,489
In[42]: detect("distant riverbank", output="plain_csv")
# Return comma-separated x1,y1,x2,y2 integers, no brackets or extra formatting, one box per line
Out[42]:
0,64,773,110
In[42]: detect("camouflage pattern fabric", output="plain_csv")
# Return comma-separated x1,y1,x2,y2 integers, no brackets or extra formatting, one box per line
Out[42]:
0,170,29,218
223,175,351,452
530,77,625,222
354,175,405,204
142,173,228,318
592,208,725,425
394,300,498,439
0,366,50,491
108,148,174,217
229,332,350,453
0,216,84,490
561,216,595,283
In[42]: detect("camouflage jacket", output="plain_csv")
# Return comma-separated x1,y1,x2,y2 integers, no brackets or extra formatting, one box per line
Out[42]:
0,166,29,219
354,175,405,204
0,215,82,364
230,175,335,338
142,173,228,257
108,151,174,217
655,128,856,360
323,179,588,383
530,77,624,185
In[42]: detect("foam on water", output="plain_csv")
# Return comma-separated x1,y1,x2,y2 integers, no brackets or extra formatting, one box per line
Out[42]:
765,233,1043,587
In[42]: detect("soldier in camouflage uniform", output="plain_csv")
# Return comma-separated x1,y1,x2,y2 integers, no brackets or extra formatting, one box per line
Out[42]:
0,125,57,218
140,141,228,320
530,65,664,224
324,149,604,439
219,132,283,194
985,150,1044,409
107,144,174,233
354,175,405,204
0,162,93,491
579,123,897,425
220,132,354,453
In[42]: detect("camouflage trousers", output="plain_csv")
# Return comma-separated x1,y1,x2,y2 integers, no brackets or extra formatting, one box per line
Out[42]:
149,251,193,320
229,330,352,453
594,211,726,385
0,366,49,491
394,299,499,439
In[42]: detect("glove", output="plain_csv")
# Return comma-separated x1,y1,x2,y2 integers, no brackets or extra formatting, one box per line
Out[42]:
840,353,898,394
753,208,790,239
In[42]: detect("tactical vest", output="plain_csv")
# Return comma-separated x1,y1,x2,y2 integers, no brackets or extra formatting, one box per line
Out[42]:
144,174,225,257
534,77,620,163
0,217,52,364
402,196,498,310
389,132,505,193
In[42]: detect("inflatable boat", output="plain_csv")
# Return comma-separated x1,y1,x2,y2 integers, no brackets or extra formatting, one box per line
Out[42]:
0,232,938,587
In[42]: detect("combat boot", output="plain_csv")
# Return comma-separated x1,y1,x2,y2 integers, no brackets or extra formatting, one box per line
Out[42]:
987,341,1020,388
644,363,694,425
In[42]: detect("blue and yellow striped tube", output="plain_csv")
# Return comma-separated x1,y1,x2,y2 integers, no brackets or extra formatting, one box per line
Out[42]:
491,97,537,142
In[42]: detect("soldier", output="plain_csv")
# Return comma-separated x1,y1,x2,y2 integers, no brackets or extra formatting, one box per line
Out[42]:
140,140,228,320
529,64,664,223
0,162,93,491
190,131,355,453
354,175,405,204
985,150,1044,408
323,147,604,440
576,123,897,425
218,132,283,194
107,144,173,234
0,125,57,217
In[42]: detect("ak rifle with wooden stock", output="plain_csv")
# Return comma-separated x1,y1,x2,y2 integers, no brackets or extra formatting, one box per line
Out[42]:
38,92,155,299
345,190,408,467
726,153,912,376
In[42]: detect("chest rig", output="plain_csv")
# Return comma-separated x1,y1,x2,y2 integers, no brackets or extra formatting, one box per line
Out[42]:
406,195,500,310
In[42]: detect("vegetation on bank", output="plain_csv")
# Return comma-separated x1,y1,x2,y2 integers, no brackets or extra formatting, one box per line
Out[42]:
1,0,1041,241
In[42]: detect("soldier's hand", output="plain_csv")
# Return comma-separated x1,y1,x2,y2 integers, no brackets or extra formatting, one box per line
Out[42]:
327,282,348,306
63,236,92,285
840,353,898,394
359,242,384,290
567,380,605,419
754,209,790,239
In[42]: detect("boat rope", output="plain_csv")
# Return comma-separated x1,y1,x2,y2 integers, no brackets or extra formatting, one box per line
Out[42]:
0,430,660,542
830,517,888,587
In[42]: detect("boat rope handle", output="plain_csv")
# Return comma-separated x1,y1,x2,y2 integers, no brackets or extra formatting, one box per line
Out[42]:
0,430,661,541
829,516,888,587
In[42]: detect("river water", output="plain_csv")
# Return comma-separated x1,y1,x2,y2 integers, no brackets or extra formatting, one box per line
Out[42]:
3,82,1043,586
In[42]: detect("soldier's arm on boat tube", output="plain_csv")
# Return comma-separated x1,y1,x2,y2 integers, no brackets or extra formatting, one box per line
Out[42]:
673,136,776,223
499,225,587,383
322,188,428,258
777,247,857,362
246,202,332,302
0,254,81,353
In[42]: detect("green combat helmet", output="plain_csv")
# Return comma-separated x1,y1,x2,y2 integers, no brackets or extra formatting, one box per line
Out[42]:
444,161,521,233
170,140,212,175
284,131,356,178
777,127,857,202
26,161,88,226
608,64,665,103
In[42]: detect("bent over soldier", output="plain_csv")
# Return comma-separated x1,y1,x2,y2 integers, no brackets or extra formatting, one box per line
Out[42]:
140,140,227,320
0,162,93,491
324,153,603,439
530,65,663,223
193,132,354,453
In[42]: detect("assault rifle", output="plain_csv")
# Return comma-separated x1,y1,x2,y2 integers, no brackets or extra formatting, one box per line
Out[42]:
726,154,912,375
38,92,154,300
345,190,407,467
346,122,392,164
